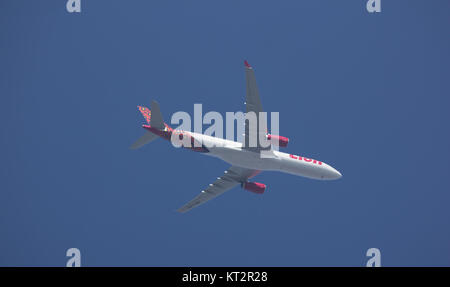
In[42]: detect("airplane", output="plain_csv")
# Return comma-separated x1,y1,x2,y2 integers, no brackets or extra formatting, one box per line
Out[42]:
131,60,342,213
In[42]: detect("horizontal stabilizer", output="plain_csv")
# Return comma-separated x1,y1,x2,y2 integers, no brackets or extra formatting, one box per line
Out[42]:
130,131,158,150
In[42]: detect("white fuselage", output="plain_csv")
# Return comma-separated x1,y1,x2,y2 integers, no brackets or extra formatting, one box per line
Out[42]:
186,132,342,180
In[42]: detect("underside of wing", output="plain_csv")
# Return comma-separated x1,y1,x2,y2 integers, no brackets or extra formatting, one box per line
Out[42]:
177,166,261,213
244,60,269,151
245,60,263,115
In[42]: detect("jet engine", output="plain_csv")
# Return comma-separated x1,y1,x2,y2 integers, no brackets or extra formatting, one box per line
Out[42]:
267,134,289,147
242,181,267,194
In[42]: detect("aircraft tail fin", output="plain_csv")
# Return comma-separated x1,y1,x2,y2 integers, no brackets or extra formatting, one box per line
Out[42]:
137,101,166,130
149,100,165,130
131,100,167,150
137,105,152,124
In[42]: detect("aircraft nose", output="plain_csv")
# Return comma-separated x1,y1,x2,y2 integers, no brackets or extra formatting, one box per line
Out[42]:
324,166,342,180
330,168,342,179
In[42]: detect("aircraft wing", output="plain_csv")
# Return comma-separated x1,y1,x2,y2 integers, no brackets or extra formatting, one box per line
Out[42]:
177,166,261,213
244,60,269,151
245,60,263,115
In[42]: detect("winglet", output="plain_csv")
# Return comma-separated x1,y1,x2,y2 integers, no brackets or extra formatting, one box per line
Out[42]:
244,60,251,68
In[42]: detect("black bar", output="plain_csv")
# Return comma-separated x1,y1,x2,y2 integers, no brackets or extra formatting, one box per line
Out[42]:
1,267,449,285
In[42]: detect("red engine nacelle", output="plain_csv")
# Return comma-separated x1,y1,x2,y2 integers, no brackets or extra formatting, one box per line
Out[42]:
267,134,289,147
242,181,267,194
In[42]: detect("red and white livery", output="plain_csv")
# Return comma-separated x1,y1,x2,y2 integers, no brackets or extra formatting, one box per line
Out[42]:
131,61,342,212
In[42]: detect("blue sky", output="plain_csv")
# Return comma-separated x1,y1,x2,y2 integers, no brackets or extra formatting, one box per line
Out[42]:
1,0,449,266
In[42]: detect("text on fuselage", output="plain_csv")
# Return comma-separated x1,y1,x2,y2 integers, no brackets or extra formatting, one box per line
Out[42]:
289,154,322,165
